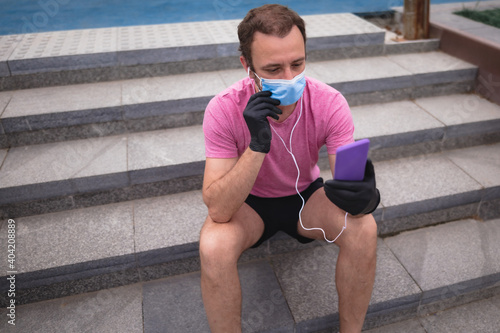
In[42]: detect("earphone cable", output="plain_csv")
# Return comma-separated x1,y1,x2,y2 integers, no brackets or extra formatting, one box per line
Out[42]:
270,97,347,243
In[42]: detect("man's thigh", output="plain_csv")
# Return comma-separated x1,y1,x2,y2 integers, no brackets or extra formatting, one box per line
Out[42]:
297,187,348,242
298,187,377,246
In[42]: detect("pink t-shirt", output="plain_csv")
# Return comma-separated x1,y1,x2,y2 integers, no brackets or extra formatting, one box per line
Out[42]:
203,76,354,197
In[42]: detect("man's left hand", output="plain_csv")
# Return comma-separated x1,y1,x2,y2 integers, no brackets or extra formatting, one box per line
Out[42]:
324,159,381,216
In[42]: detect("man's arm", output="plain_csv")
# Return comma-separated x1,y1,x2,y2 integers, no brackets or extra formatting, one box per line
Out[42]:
203,90,282,222
328,154,336,178
203,148,266,223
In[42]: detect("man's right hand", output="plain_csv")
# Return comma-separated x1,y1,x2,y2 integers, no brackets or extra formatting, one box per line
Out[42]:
243,91,282,153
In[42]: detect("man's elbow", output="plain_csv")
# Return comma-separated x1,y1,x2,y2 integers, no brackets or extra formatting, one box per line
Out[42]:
203,192,231,223
207,207,232,223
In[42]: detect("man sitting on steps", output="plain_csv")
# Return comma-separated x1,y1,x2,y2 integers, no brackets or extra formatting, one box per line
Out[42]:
199,4,380,333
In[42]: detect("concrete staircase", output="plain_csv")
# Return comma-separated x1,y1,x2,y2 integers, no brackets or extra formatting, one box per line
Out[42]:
1,12,499,332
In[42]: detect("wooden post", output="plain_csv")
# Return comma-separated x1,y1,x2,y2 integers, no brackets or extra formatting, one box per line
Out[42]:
403,0,430,40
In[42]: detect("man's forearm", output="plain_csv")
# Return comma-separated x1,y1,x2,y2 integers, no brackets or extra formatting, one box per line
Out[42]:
204,148,265,222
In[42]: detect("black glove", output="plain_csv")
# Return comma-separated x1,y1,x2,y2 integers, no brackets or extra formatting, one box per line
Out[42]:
243,91,281,153
324,159,380,215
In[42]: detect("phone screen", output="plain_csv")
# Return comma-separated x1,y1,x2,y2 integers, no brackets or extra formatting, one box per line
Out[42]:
334,139,370,181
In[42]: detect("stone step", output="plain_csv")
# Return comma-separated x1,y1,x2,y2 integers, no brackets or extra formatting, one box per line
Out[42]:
0,143,499,308
1,217,499,332
0,13,441,92
1,92,499,219
0,50,469,149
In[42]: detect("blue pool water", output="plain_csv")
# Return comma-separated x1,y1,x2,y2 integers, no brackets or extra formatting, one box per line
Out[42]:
0,0,475,36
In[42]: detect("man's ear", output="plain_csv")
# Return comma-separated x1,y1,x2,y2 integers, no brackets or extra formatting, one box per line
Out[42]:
240,56,248,71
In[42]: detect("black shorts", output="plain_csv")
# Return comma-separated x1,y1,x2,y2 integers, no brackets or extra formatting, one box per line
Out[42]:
245,178,324,248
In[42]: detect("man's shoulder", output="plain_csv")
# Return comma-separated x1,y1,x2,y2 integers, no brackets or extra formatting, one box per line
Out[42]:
306,76,341,96
212,77,253,105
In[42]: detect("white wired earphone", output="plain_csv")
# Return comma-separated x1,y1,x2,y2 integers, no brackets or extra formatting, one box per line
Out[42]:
269,97,348,244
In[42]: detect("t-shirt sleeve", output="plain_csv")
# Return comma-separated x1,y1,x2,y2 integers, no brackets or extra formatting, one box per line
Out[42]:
325,93,355,155
203,96,240,159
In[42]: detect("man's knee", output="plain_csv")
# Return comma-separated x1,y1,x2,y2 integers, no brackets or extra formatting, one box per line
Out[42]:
199,217,242,269
362,215,378,241
341,214,378,254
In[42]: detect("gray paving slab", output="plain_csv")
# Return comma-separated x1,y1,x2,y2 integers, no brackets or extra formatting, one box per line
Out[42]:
0,201,134,275
414,94,500,149
271,239,421,332
387,52,477,87
419,294,500,333
8,28,119,75
142,260,294,333
0,35,21,77
204,19,240,44
117,22,219,65
365,241,423,329
384,218,500,305
305,13,384,38
134,190,207,265
0,148,6,165
142,271,209,333
0,134,127,188
1,81,122,118
387,51,476,74
127,125,205,171
363,318,426,333
218,67,248,87
0,134,128,207
351,100,444,145
446,143,500,199
1,81,122,132
0,91,11,117
270,244,340,332
118,22,215,50
415,94,500,126
121,71,226,106
375,152,483,220
0,283,143,333
307,56,413,93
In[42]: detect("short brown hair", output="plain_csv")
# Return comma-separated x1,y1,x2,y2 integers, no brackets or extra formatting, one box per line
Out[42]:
238,4,306,71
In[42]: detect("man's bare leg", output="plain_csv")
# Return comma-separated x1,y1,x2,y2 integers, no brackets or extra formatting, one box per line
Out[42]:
335,214,377,332
300,189,378,333
199,204,264,332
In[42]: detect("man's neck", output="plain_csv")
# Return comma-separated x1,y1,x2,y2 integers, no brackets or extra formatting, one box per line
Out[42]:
273,103,297,123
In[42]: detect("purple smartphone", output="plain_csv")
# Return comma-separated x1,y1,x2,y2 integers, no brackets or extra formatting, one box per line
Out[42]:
334,139,370,181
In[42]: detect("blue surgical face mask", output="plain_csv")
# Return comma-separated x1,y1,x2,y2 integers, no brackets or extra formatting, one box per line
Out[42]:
249,68,306,106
